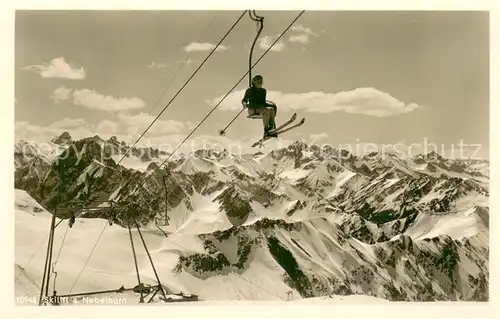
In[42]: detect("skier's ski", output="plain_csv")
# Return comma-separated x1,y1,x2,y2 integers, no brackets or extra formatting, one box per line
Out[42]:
250,113,297,147
268,112,297,134
274,117,305,135
251,117,305,147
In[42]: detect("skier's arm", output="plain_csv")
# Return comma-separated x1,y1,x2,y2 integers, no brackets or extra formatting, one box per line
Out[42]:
241,88,250,108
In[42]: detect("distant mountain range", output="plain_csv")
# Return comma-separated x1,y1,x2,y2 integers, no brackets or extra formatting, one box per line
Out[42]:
14,132,489,301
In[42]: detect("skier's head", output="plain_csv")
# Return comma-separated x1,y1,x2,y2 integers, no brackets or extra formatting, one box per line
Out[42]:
252,75,263,87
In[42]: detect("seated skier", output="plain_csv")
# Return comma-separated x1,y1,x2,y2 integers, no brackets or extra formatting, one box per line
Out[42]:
241,75,278,138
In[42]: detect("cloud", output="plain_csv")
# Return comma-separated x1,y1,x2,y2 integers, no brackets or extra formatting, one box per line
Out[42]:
148,62,168,69
309,132,329,143
15,116,194,154
208,87,422,117
148,59,201,69
186,120,201,130
14,116,184,146
22,57,86,79
288,24,319,45
184,42,228,52
176,58,201,65
290,25,319,37
72,89,146,111
15,119,95,142
258,35,286,52
49,118,86,129
252,26,318,52
96,120,119,134
117,112,186,136
51,87,73,103
289,34,310,44
50,87,146,111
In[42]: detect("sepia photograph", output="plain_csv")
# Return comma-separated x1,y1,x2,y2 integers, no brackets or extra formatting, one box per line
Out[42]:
13,8,489,309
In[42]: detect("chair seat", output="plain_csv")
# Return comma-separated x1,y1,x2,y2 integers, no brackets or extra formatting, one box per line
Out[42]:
246,101,275,119
247,114,263,119
247,107,264,119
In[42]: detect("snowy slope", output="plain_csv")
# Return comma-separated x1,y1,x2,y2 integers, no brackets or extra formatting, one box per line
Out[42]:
15,190,389,304
15,188,488,304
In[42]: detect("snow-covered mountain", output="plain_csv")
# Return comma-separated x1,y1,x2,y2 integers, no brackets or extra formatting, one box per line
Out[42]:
14,133,489,303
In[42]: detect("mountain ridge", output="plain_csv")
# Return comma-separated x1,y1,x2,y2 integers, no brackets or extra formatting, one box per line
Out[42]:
14,133,489,301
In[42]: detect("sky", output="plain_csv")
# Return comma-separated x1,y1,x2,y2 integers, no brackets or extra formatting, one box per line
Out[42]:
14,10,489,158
